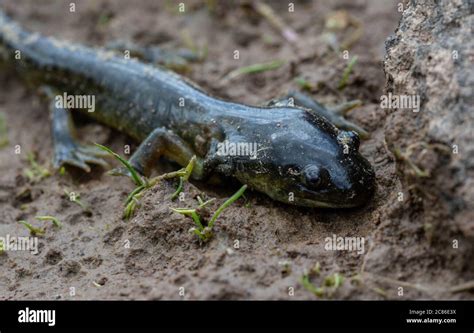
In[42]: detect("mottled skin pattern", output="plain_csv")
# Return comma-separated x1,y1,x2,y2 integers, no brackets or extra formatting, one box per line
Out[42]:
0,10,375,208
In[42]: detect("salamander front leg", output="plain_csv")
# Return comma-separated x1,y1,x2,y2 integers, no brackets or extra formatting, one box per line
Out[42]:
110,127,205,179
45,89,109,172
269,90,369,139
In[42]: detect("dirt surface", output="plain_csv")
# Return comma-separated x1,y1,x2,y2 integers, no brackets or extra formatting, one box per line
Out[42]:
0,0,471,300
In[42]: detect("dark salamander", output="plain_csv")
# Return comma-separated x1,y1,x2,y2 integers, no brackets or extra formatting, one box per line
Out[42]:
0,10,374,208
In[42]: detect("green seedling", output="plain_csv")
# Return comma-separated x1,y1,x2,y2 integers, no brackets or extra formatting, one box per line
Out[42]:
36,215,62,228
294,77,314,91
97,143,198,219
95,143,147,219
371,286,388,298
312,262,321,275
123,156,197,219
171,177,184,200
123,185,146,220
0,239,4,254
301,273,325,297
224,60,285,81
338,56,358,90
205,0,217,14
18,220,45,236
324,272,344,289
97,13,112,26
24,152,51,183
278,261,292,276
63,189,92,214
171,196,215,240
180,29,208,62
171,156,195,200
0,111,8,148
301,263,345,298
171,184,247,241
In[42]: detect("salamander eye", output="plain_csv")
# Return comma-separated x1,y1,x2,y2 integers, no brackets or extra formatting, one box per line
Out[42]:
303,165,329,189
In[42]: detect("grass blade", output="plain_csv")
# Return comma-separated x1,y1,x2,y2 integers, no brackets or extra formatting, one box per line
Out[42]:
95,143,145,186
18,220,45,236
36,215,62,228
338,56,358,90
208,184,247,229
224,60,284,81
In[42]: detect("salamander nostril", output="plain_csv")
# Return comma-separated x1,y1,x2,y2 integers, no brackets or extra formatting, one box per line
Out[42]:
348,131,360,150
337,130,360,151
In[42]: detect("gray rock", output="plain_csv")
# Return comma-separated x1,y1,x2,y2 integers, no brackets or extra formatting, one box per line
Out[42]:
383,0,473,239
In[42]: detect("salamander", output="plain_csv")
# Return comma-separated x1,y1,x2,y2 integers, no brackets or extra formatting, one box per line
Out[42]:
0,10,375,208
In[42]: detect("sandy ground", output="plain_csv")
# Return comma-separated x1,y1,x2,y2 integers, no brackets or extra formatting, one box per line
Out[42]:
0,0,471,300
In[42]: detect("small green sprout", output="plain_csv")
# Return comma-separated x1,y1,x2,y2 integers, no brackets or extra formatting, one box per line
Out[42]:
98,143,199,220
171,177,184,200
312,262,321,275
324,272,344,289
371,286,388,297
171,196,215,240
36,215,62,228
0,111,8,148
171,156,195,200
18,220,45,236
97,12,112,26
95,143,147,219
24,152,51,183
338,55,358,90
171,184,247,241
224,60,285,81
301,264,345,298
64,189,92,214
294,77,314,91
123,184,146,220
0,239,4,254
301,274,325,297
278,260,292,276
180,29,208,61
122,156,197,219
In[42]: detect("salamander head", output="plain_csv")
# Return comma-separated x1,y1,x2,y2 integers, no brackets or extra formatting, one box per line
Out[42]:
232,109,375,208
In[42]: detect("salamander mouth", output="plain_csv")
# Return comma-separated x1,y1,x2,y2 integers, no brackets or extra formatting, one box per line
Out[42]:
294,183,366,208
291,195,361,208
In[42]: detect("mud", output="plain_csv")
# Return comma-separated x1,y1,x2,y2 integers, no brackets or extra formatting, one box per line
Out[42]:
0,0,472,300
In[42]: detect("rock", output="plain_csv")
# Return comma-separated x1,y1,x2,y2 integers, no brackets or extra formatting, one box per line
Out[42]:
383,0,473,243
